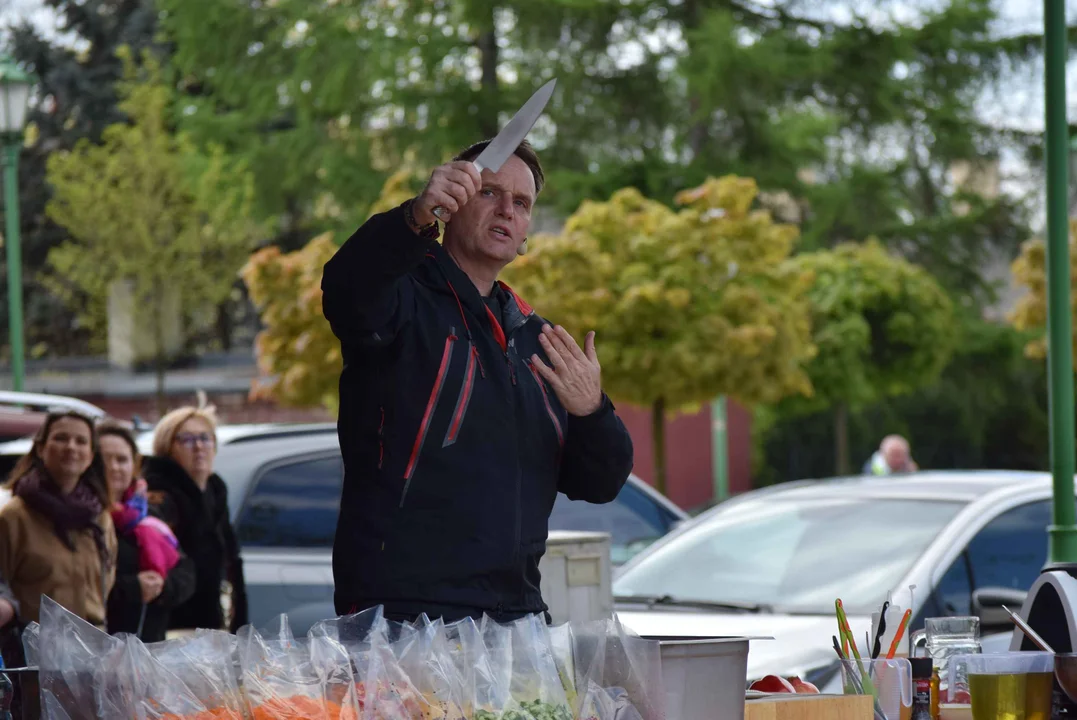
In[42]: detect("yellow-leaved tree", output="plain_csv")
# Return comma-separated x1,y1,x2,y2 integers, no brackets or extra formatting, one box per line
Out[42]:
1011,220,1077,360
502,176,816,492
242,167,424,412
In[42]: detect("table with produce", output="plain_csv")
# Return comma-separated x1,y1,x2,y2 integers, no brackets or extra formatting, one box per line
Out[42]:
6,597,667,720
12,589,1077,720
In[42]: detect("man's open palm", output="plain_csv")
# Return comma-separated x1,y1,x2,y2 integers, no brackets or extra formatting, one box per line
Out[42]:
532,324,602,416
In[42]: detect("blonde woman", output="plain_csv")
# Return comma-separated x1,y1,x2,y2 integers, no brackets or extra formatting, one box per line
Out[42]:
143,398,247,632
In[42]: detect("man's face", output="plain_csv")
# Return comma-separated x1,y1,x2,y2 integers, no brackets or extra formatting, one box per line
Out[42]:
883,442,910,470
445,154,536,265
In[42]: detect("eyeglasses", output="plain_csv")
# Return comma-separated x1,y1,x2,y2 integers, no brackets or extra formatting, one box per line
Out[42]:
175,432,214,448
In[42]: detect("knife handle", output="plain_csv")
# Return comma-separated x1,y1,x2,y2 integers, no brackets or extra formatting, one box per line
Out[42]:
432,160,485,221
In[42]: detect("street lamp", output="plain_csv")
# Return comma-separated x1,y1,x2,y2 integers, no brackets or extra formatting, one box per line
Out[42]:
0,56,32,391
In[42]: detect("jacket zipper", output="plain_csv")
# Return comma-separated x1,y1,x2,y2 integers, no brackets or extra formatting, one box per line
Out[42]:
443,344,478,447
377,406,385,469
528,360,564,446
401,328,457,505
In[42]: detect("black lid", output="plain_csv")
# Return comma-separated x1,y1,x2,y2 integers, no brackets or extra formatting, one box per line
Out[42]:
910,657,933,678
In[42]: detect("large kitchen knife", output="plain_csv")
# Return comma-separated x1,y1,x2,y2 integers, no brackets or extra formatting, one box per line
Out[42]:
432,78,557,220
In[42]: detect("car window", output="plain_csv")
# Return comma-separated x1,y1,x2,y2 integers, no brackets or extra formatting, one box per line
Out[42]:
550,483,677,563
965,500,1050,591
921,552,973,621
236,455,344,548
925,500,1050,621
614,497,964,614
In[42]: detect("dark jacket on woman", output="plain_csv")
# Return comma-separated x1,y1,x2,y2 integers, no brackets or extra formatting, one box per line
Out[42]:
106,532,197,642
143,456,248,632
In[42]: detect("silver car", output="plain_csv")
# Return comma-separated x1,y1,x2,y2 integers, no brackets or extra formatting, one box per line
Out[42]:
212,430,687,633
613,471,1055,691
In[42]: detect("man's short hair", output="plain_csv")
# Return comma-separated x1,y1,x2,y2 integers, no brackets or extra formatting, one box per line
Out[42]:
455,138,545,195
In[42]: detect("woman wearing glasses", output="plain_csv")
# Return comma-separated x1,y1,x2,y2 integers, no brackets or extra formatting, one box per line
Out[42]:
143,398,248,633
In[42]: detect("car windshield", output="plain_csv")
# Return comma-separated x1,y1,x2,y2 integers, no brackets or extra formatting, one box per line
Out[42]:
550,482,681,564
613,496,964,614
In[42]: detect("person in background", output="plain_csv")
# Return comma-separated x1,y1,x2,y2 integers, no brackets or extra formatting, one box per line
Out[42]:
864,434,919,476
99,420,196,642
0,411,117,718
0,411,117,628
143,398,248,633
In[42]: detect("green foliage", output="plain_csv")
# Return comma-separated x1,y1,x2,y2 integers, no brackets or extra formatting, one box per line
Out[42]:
44,50,262,368
157,0,1035,310
755,318,1049,484
242,168,425,411
503,175,816,411
780,240,956,417
503,175,816,491
3,0,163,356
158,0,670,245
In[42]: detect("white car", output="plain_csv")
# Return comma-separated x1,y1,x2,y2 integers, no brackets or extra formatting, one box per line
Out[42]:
612,471,1047,692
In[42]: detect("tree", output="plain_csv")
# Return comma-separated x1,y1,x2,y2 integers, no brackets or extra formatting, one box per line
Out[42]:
158,0,1037,311
773,241,955,474
756,319,1048,484
1010,220,1077,362
4,0,163,356
44,49,260,411
242,167,425,412
158,0,668,249
501,175,816,493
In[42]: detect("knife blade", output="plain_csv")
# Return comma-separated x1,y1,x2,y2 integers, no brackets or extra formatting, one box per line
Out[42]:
432,78,557,221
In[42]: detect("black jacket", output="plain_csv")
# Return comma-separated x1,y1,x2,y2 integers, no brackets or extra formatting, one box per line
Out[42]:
143,456,248,632
322,200,634,622
106,528,197,642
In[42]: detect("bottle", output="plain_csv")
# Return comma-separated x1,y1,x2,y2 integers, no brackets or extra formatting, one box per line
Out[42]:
930,665,941,719
911,657,933,720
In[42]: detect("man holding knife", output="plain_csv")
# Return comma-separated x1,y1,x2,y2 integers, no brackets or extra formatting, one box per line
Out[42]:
322,109,634,623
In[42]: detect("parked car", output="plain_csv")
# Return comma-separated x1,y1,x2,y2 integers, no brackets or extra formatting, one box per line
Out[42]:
612,471,1054,693
0,391,108,445
209,430,686,633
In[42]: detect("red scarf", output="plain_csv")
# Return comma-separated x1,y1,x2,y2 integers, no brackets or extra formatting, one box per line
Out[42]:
110,479,180,577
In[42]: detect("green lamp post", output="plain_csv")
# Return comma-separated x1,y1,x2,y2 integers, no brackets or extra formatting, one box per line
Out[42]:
0,57,32,392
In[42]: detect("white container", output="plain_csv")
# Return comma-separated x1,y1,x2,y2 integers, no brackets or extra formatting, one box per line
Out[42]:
539,530,612,624
651,636,751,720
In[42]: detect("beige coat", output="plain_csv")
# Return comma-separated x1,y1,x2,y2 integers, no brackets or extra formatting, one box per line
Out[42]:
0,497,117,626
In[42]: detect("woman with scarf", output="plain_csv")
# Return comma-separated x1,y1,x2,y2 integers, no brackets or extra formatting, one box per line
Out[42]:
100,420,195,641
0,410,117,628
0,411,117,717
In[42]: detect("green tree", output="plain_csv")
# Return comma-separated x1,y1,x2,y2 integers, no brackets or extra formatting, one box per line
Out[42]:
502,175,816,493
668,0,1033,306
242,167,424,412
158,0,668,247
158,0,1036,309
756,319,1048,484
4,0,163,357
44,49,260,411
774,241,955,474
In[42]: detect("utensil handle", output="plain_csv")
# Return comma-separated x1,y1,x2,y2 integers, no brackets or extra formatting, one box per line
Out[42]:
432,160,485,220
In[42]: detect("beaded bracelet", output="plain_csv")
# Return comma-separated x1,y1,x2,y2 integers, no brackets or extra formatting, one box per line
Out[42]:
404,199,440,240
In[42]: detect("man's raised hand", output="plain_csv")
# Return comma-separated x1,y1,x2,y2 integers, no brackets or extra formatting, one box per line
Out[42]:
412,161,483,226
